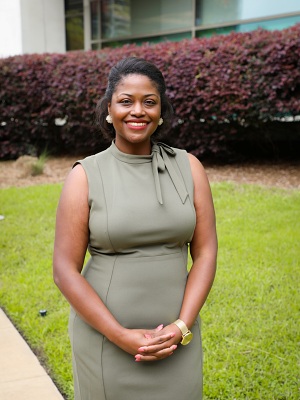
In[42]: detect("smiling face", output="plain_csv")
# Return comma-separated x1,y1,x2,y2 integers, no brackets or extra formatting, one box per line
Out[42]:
108,74,161,154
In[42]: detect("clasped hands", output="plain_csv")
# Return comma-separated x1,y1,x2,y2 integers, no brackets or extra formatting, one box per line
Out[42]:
118,324,182,362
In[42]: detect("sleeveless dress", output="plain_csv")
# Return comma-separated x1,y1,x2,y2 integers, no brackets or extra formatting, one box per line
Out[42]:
69,141,203,400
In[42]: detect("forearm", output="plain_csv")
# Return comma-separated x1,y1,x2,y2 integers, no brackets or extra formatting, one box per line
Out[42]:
182,152,218,329
179,256,217,329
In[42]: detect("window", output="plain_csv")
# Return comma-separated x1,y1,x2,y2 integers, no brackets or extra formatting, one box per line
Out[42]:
196,0,300,26
65,0,84,50
129,0,193,37
237,14,300,33
238,0,300,20
101,0,131,39
99,0,193,40
91,0,100,41
196,0,240,26
64,0,300,51
102,31,192,48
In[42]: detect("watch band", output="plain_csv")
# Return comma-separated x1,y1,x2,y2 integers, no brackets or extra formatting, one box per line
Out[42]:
173,319,189,335
173,319,193,345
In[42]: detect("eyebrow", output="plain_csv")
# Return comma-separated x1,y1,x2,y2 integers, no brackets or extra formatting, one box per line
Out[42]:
117,93,159,98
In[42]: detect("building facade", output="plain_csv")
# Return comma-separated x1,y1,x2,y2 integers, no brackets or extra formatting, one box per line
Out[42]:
1,0,299,57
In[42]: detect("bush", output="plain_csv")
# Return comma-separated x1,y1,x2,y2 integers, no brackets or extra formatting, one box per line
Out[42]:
0,24,299,160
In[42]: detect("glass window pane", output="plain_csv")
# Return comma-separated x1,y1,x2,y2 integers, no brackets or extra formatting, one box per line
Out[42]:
237,15,300,32
196,26,237,38
101,0,193,39
102,31,191,48
195,15,300,38
91,42,101,50
65,0,83,16
196,0,300,26
101,0,131,39
239,0,300,20
91,1,100,40
66,16,84,50
130,0,193,36
196,0,240,26
132,31,192,45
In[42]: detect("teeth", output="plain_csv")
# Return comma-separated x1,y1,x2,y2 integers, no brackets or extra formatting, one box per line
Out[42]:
128,122,147,126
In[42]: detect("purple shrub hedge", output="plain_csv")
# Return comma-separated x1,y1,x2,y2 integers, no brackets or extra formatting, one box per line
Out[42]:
0,24,299,160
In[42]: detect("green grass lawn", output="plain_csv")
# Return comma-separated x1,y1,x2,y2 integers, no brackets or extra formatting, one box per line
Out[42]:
0,182,299,399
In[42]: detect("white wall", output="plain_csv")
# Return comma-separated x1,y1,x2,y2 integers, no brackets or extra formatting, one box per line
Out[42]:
0,0,65,57
0,0,23,57
20,0,66,54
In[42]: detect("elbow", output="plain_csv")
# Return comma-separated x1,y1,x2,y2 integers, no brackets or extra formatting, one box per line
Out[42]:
52,252,69,289
53,257,81,292
53,266,61,288
53,259,64,289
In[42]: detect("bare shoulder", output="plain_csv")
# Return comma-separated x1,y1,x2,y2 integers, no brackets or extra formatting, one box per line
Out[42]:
63,163,87,189
65,163,87,186
187,153,203,169
58,163,89,210
187,153,209,185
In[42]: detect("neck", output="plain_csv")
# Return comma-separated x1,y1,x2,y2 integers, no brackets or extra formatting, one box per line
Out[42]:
114,138,152,155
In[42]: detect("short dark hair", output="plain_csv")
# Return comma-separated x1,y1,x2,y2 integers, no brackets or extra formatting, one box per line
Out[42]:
95,57,173,140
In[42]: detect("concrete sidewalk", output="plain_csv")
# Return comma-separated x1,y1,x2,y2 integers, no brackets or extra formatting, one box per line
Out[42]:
0,308,65,400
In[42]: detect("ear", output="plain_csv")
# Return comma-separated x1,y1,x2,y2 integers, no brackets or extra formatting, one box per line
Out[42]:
108,102,111,114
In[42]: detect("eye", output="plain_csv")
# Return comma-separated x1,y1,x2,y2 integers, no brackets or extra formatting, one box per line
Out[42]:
144,99,156,106
120,99,132,105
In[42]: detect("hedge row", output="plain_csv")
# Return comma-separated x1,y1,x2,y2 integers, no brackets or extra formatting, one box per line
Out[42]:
0,24,300,160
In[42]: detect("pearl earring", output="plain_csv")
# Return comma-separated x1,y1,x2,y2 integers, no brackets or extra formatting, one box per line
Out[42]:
106,115,113,124
158,117,163,126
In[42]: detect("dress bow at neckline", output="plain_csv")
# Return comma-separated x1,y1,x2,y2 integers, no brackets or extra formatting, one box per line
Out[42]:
151,142,188,205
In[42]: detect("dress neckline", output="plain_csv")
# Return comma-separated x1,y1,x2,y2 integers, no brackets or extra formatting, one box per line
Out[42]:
108,140,188,205
110,141,152,164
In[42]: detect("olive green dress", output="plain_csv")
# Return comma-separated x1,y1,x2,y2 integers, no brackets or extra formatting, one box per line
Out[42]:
69,141,203,400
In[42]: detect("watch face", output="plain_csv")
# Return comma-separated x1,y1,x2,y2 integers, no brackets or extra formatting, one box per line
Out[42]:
181,331,193,345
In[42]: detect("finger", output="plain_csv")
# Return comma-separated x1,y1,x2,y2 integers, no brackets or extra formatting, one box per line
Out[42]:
135,346,177,362
143,332,175,345
135,354,162,362
155,324,164,332
138,344,177,355
144,324,164,339
148,332,176,344
135,354,172,362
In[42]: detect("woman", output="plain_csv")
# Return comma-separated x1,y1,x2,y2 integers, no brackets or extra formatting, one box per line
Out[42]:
53,57,217,400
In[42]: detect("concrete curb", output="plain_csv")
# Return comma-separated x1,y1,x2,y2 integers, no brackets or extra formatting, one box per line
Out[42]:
0,308,65,400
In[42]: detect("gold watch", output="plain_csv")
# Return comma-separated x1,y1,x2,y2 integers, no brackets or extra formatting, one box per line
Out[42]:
173,319,193,345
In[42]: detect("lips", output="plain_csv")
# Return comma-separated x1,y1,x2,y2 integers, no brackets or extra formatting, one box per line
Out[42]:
126,120,148,128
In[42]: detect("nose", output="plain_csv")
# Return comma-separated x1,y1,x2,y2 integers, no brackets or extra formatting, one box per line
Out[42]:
131,102,145,117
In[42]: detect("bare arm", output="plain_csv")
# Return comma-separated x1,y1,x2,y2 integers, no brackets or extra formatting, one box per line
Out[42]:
53,164,175,359
178,153,218,328
53,165,122,339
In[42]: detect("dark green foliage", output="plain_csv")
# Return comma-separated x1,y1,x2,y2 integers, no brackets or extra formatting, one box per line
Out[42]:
1,25,299,159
